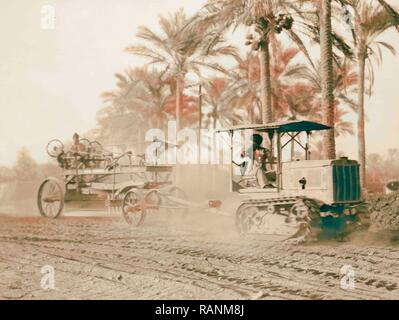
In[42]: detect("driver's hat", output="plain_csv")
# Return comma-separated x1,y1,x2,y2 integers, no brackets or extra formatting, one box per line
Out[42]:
250,133,263,146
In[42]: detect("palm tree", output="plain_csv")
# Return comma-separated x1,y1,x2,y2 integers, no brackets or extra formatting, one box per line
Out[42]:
228,45,316,124
193,0,315,124
225,46,312,125
294,0,358,160
163,87,199,127
99,71,145,146
343,0,399,188
270,43,316,119
125,8,237,131
201,78,230,128
98,67,172,147
319,0,337,160
295,59,357,136
228,52,262,124
221,47,315,128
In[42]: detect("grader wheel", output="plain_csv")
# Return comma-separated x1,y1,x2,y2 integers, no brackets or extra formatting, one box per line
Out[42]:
122,190,145,227
89,141,103,155
79,138,91,151
37,178,64,219
46,139,64,158
143,189,162,215
122,189,161,227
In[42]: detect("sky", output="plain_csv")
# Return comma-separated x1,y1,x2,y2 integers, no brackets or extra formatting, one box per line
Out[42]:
0,0,398,165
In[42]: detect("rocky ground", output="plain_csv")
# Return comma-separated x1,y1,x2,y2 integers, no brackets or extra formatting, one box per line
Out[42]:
370,192,399,234
1,203,399,300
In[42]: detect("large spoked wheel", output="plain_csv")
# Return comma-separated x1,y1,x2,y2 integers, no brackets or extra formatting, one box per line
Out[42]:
122,190,146,227
89,140,103,156
79,138,91,151
144,190,162,215
47,139,64,158
37,178,64,219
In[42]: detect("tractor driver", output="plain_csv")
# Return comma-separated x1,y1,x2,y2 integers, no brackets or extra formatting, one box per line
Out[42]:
246,134,275,188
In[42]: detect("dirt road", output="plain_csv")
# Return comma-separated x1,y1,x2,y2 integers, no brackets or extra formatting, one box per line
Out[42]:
0,211,399,300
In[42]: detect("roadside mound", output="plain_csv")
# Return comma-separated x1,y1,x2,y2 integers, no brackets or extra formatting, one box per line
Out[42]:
369,192,399,232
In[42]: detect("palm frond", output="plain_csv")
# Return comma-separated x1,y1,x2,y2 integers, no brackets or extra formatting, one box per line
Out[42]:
125,45,168,65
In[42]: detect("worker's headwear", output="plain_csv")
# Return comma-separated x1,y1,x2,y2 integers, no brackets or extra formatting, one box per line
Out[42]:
251,134,263,146
73,133,79,139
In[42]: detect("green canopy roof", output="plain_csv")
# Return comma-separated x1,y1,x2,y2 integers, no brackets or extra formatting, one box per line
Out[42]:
216,120,331,133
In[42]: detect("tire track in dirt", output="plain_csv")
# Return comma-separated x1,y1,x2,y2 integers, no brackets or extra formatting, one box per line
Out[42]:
8,239,254,299
0,238,248,299
0,233,395,300
1,215,399,299
83,233,399,299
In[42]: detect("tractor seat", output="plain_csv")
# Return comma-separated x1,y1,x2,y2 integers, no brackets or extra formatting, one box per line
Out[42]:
233,172,277,192
265,170,277,182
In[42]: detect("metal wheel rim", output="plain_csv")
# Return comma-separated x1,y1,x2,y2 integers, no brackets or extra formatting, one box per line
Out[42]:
38,180,64,218
46,139,64,158
89,141,103,155
122,191,145,227
79,138,91,151
144,190,161,214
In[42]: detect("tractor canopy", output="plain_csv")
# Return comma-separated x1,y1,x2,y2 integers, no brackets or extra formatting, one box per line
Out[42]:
216,120,331,134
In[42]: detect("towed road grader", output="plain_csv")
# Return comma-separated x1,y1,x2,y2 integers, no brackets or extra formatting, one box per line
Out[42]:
37,138,188,226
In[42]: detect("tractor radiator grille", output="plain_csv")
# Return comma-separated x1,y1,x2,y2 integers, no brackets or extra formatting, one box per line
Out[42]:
332,164,361,203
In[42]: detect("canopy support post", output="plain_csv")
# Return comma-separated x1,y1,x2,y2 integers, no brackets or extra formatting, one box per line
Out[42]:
276,131,282,192
229,130,234,193
306,131,311,160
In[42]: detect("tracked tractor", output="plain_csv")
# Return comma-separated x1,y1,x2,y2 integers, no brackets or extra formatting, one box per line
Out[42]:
217,120,364,241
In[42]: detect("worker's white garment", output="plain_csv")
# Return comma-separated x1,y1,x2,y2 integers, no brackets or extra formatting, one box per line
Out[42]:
248,160,267,188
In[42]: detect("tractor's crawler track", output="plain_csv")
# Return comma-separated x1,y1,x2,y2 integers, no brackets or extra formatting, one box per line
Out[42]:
236,196,358,242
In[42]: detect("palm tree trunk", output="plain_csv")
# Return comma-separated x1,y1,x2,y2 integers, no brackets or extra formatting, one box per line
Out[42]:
259,37,273,124
213,108,217,129
175,76,183,188
319,0,336,159
250,104,255,123
176,76,183,132
357,50,367,189
269,31,278,66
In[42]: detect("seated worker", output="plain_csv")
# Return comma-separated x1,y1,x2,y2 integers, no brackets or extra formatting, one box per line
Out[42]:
70,133,87,154
246,134,275,188
68,133,90,169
